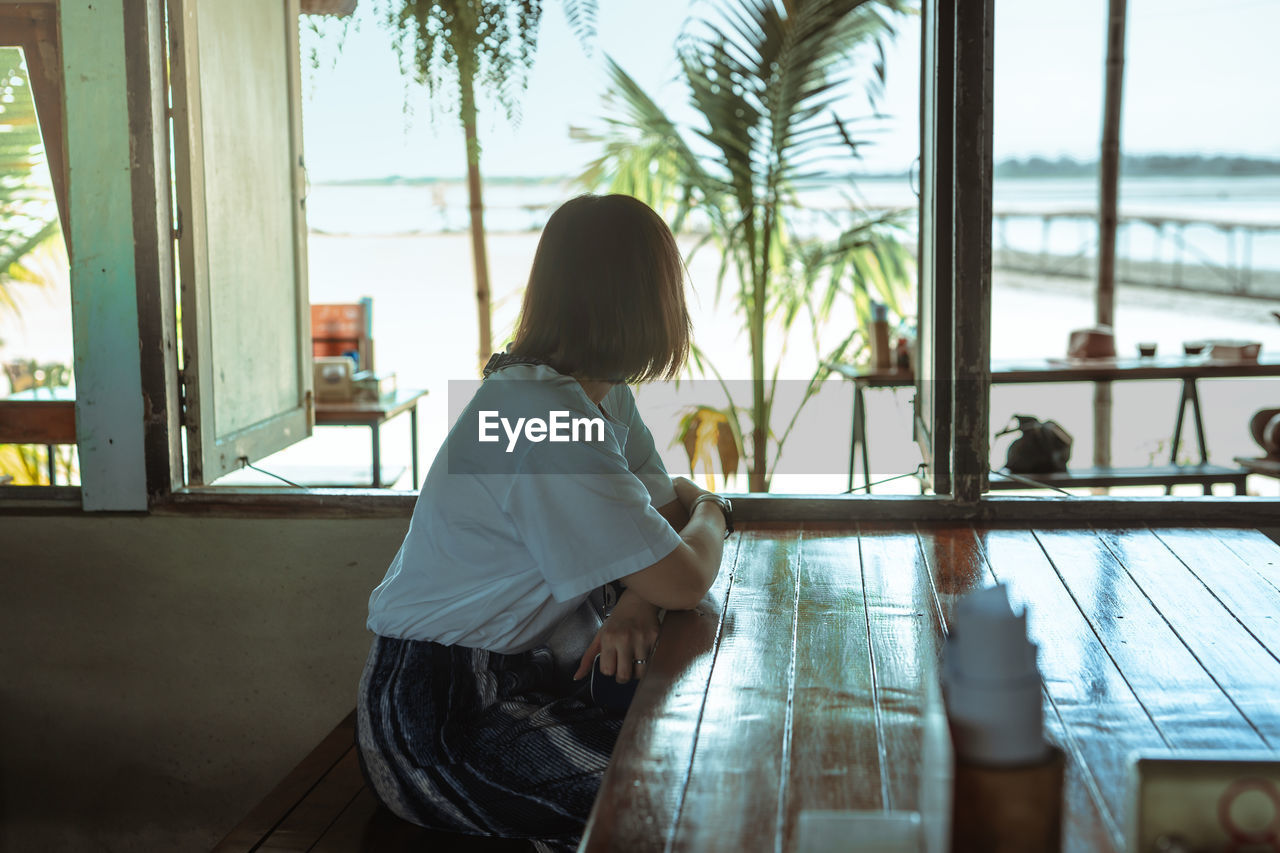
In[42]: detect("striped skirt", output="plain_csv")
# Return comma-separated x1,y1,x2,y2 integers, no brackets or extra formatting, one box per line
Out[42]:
356,634,624,852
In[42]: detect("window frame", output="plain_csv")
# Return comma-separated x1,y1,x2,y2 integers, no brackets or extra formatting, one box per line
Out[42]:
4,0,1280,524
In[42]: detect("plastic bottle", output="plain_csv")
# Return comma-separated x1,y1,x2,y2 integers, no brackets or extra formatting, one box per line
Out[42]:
871,302,892,369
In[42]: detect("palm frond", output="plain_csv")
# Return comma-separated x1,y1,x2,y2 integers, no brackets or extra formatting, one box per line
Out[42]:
561,0,597,48
578,0,914,489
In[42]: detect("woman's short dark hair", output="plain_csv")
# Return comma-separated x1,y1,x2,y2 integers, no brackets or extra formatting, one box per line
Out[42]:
509,194,691,383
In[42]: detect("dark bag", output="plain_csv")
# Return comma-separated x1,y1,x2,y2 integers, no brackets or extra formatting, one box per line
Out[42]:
997,414,1073,474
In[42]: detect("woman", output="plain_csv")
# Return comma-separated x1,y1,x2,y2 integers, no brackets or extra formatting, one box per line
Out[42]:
356,194,731,852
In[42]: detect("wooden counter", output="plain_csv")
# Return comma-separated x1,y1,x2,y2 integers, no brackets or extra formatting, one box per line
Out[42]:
582,523,1280,853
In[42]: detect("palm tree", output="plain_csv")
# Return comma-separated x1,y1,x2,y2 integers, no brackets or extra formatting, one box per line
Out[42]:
370,0,595,370
0,46,67,487
0,46,60,321
1094,0,1127,469
575,0,913,491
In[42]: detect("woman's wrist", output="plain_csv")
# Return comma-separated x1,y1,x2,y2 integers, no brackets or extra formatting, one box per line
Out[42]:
689,493,733,536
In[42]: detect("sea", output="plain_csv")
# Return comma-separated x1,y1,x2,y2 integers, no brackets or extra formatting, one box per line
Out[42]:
305,174,1280,275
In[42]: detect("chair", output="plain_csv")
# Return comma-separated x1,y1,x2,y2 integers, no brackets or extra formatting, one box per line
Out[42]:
312,298,374,372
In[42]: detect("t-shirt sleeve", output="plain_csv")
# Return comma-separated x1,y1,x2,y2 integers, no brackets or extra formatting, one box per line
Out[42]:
611,385,678,508
504,434,685,603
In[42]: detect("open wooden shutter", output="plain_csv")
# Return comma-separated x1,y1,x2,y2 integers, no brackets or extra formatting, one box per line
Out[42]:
168,0,312,484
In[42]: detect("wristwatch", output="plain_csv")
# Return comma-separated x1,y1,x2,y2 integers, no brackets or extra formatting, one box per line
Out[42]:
689,493,733,537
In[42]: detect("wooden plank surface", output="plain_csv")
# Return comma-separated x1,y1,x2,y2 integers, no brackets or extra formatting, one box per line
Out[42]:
857,525,942,813
1151,528,1280,655
1034,527,1266,750
780,526,882,850
580,535,742,851
254,749,366,852
918,525,1117,853
212,712,357,852
669,526,802,853
975,526,1156,852
1095,527,1280,744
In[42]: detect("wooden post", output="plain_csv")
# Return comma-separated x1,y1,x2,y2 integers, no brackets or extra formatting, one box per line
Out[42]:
1095,0,1127,469
950,0,995,502
63,0,149,510
457,49,493,374
125,0,183,499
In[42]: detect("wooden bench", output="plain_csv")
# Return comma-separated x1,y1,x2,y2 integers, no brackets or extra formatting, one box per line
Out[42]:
987,463,1249,494
212,712,531,852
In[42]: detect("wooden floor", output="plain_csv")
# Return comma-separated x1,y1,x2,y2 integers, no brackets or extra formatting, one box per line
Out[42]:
582,523,1280,853
218,523,1280,852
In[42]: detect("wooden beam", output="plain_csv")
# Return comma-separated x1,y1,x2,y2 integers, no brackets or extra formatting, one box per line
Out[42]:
916,0,955,496
0,400,75,444
62,0,149,511
949,0,994,501
133,490,1280,526
124,0,183,500
1094,0,1127,470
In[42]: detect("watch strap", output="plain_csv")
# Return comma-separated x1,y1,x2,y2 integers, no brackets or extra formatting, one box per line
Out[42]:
690,493,733,536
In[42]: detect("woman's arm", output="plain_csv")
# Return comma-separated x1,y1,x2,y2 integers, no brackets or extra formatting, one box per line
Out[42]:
573,477,726,682
655,496,690,531
619,476,726,611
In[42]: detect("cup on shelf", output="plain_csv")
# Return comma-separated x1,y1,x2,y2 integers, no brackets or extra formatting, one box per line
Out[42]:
1183,340,1206,356
1137,342,1157,358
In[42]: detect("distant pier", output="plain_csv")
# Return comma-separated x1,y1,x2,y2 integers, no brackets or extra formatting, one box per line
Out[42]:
992,209,1280,299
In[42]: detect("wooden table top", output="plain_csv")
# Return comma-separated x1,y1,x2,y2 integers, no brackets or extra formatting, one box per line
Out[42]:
0,387,76,444
313,388,428,426
828,352,1280,387
581,523,1280,853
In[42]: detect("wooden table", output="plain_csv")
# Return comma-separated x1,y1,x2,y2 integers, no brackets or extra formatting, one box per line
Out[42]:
0,387,76,485
828,354,1280,492
0,388,428,489
582,523,1280,853
314,388,427,488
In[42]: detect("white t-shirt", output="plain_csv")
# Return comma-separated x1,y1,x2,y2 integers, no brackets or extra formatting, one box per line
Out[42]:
366,363,683,653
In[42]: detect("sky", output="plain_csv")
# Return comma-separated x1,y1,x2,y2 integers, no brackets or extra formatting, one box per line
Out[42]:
299,0,1280,182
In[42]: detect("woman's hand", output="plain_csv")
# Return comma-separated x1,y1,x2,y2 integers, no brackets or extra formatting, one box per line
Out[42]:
574,589,662,684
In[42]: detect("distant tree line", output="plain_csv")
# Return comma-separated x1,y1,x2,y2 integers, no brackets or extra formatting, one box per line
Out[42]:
993,154,1280,179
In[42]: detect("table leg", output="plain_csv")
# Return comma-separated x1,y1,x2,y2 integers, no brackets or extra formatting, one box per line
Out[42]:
1170,380,1190,465
371,423,382,488
849,385,870,492
1167,378,1211,495
409,404,420,489
857,386,871,492
1188,379,1209,464
848,385,859,492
